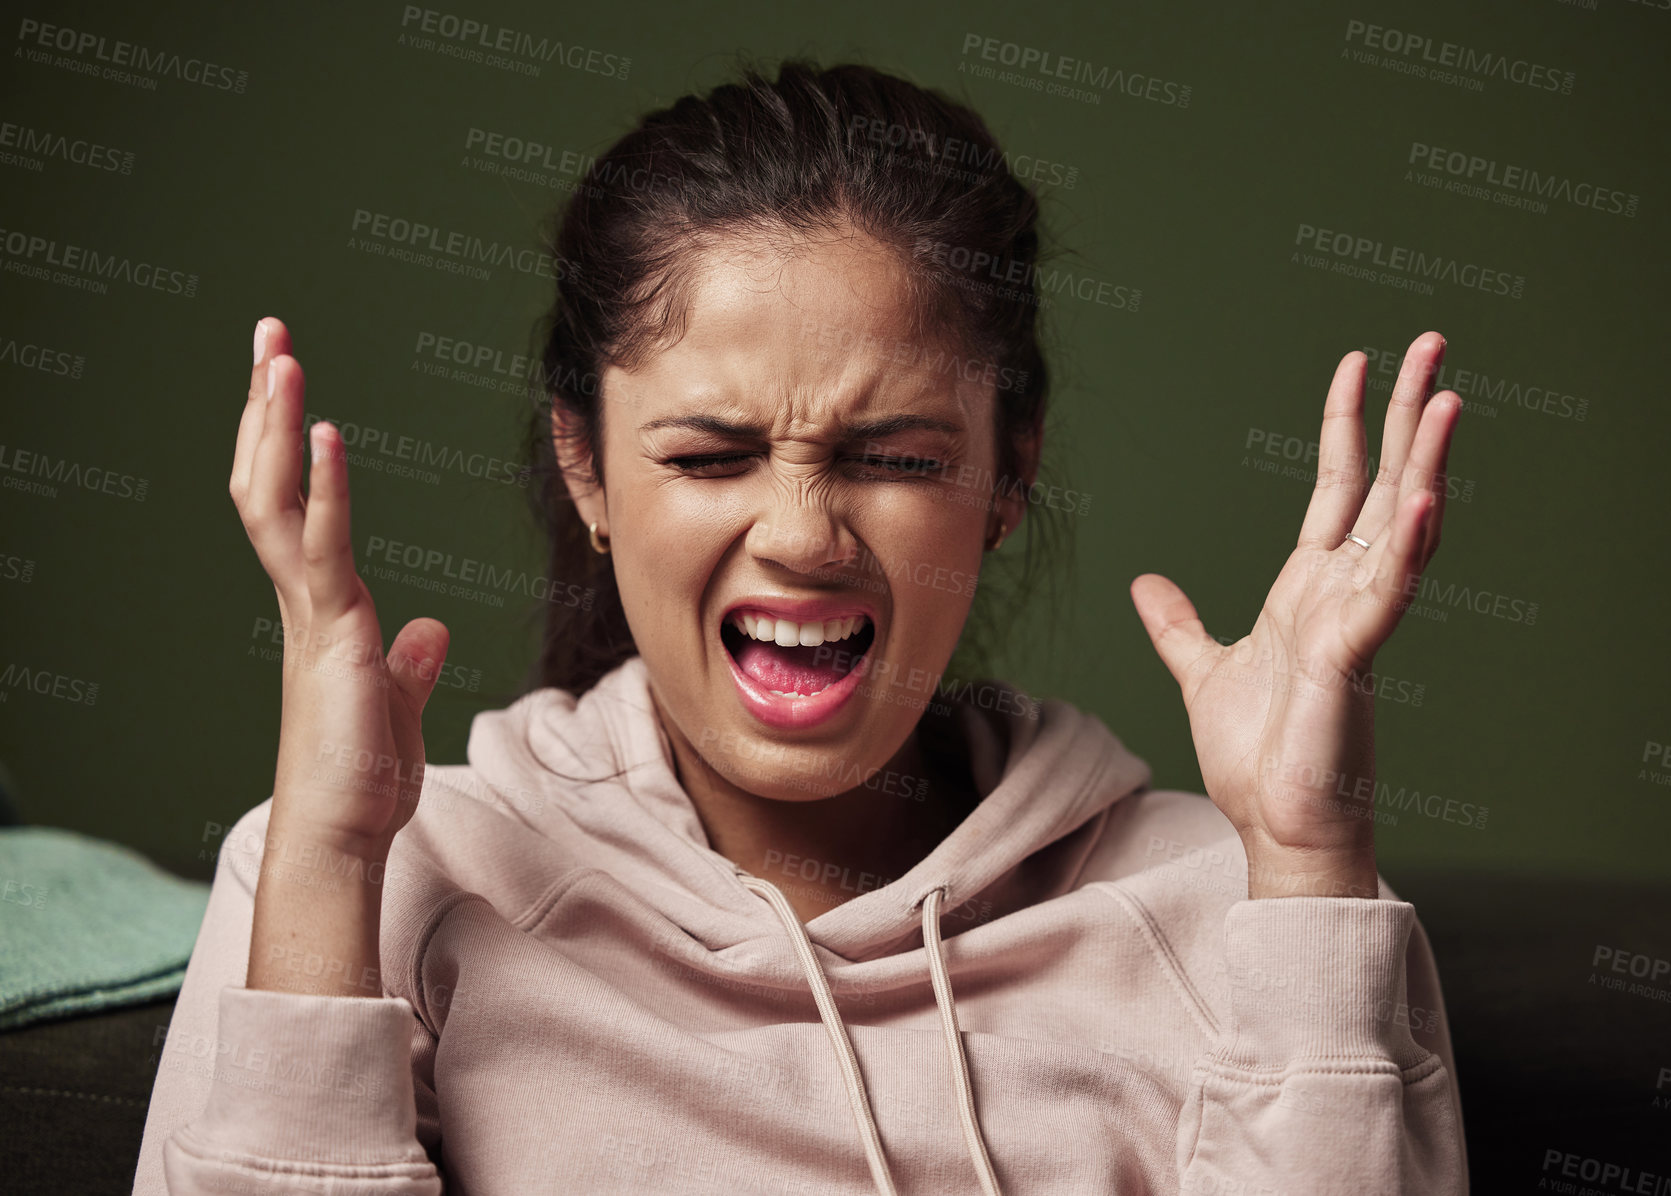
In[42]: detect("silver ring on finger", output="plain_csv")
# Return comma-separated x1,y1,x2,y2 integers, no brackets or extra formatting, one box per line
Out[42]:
1342,533,1372,550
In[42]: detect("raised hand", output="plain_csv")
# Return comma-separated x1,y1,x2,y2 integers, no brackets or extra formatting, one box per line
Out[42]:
231,317,451,993
1129,331,1460,899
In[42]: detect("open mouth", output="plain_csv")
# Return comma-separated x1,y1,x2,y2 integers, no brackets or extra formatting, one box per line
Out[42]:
720,610,877,699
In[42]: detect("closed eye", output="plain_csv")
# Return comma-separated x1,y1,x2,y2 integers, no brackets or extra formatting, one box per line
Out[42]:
852,455,945,478
665,453,946,477
666,453,757,474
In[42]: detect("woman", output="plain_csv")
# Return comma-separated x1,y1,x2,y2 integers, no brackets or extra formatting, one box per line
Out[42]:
135,60,1467,1194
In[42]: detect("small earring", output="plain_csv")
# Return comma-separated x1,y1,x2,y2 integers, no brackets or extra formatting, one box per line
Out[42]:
985,519,1007,552
588,521,611,555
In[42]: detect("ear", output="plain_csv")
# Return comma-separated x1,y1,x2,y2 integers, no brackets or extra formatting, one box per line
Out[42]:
991,410,1042,544
550,400,607,535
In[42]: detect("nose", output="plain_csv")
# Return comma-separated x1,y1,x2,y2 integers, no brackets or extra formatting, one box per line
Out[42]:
745,483,860,578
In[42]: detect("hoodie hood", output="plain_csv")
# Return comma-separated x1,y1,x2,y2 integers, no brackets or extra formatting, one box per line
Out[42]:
462,655,1154,963
455,655,1158,1195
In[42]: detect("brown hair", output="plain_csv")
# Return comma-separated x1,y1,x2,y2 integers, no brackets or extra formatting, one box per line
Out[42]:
517,55,1072,698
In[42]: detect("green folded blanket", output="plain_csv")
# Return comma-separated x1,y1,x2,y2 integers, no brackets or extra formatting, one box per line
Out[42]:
0,827,210,1030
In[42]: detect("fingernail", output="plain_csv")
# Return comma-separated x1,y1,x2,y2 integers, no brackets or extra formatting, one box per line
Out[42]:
266,358,276,398
253,319,267,364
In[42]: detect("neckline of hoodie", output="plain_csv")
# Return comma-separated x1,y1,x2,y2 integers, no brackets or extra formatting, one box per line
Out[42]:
496,655,1151,958
605,658,1032,920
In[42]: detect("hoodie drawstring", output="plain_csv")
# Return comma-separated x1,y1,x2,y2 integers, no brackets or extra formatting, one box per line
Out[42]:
920,886,1004,1196
739,875,899,1196
737,876,1003,1196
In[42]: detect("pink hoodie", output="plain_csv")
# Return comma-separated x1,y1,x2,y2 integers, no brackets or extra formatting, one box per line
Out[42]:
133,655,1468,1194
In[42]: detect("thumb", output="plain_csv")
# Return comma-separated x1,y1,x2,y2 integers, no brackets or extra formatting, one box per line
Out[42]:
1129,573,1216,690
387,617,451,715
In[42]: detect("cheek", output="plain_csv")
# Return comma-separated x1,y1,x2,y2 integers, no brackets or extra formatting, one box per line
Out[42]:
878,483,987,569
610,486,729,657
868,490,986,634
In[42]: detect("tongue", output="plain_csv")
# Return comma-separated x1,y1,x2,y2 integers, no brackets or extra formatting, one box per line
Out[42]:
734,639,856,695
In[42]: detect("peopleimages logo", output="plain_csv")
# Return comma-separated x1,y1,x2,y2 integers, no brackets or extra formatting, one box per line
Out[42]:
301,411,529,489
1360,344,1589,423
0,663,99,705
359,535,593,610
349,209,575,283
0,225,198,298
1342,19,1574,95
917,239,1141,312
0,334,84,379
847,118,1080,189
397,7,630,79
13,17,249,93
1406,140,1638,218
0,118,134,174
1292,221,1525,300
1540,1150,1671,1196
958,34,1191,108
0,443,148,501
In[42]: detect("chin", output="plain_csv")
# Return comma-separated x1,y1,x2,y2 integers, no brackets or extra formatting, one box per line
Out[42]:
702,725,914,804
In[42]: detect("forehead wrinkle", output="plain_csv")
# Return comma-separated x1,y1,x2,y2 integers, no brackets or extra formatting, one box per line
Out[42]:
630,228,973,443
655,333,940,448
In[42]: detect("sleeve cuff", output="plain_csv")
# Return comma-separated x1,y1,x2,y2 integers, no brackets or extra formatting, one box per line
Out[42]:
190,984,428,1163
1217,897,1433,1069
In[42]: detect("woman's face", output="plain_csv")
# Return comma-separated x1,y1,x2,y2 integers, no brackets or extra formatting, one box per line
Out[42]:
568,228,1026,802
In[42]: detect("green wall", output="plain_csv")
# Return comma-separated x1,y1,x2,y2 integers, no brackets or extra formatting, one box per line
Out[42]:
2,0,1666,885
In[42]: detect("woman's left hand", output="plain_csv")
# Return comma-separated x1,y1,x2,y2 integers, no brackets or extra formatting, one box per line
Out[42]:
1130,331,1461,899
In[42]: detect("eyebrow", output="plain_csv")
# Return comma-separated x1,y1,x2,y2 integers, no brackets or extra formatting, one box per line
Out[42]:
638,413,962,439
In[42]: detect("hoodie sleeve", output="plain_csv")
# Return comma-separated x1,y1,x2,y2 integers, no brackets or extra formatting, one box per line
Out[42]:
1174,895,1469,1195
131,800,444,1195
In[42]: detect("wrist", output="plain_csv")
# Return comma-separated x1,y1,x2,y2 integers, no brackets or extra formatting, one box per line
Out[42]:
247,895,386,998
259,817,392,888
248,932,387,999
249,822,390,998
1242,838,1380,900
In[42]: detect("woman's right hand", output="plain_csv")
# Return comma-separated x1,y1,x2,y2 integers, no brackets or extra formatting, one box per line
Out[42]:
232,316,450,995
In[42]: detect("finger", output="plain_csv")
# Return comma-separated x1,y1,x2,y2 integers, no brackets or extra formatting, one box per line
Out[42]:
388,618,452,719
1398,390,1461,567
244,354,309,604
301,421,359,620
1297,351,1371,549
1354,331,1445,539
253,354,308,514
249,317,291,399
1129,573,1220,695
1341,489,1433,669
387,620,450,819
232,317,292,503
1347,387,1460,580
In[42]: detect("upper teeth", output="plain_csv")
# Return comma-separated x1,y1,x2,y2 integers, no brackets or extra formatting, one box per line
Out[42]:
732,612,866,647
